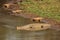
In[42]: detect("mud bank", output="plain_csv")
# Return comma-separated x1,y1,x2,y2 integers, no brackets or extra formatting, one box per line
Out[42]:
43,18,60,30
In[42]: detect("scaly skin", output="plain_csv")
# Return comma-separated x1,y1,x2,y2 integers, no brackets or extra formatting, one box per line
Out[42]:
17,23,51,31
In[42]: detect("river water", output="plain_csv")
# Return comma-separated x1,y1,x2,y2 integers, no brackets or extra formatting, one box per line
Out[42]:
0,7,60,40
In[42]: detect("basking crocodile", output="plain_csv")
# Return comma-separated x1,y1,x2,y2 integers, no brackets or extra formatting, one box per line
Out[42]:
3,3,20,10
2,0,23,11
17,23,51,31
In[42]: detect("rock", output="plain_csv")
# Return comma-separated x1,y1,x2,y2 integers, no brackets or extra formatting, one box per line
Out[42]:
17,23,51,31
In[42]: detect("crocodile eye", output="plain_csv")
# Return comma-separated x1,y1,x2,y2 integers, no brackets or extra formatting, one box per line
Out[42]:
30,27,32,28
32,19,35,22
4,6,7,8
41,25,43,28
38,20,40,22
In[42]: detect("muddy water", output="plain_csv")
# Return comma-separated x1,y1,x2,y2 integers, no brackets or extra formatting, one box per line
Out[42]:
0,8,60,40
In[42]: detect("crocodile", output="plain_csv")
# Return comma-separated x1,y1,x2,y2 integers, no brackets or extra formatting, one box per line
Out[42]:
17,23,51,31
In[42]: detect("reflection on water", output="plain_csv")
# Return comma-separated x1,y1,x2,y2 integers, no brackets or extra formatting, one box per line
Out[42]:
0,8,60,40
0,26,60,40
5,30,47,40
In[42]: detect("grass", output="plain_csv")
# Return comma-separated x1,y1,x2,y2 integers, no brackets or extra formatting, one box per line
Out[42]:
19,0,60,21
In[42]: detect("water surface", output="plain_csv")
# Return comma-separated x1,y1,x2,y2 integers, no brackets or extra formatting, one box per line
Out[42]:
0,8,60,40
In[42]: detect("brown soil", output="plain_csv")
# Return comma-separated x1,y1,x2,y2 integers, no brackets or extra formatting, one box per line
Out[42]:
11,10,40,18
43,17,60,30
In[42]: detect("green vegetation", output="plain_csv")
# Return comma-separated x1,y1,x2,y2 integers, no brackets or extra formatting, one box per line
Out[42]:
19,0,60,21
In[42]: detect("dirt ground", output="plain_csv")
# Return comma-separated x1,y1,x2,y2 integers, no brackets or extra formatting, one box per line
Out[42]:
43,17,60,30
